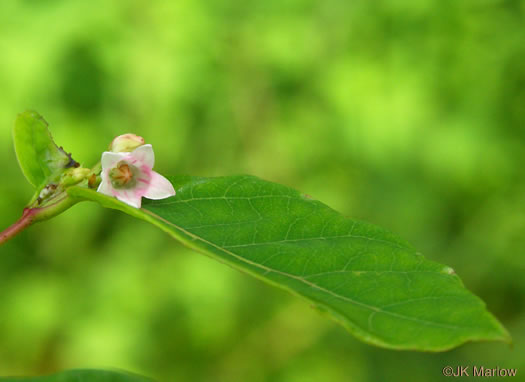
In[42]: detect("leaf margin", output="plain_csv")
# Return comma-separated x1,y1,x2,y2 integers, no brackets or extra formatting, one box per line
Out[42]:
13,110,75,190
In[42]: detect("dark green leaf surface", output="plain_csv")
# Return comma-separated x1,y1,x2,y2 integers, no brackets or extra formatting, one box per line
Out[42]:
13,111,74,189
0,369,152,382
68,175,510,351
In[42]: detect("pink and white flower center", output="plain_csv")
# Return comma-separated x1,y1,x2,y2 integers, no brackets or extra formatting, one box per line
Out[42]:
109,161,137,188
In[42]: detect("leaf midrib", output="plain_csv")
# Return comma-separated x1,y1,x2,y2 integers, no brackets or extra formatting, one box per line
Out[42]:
151,196,410,251
141,208,466,332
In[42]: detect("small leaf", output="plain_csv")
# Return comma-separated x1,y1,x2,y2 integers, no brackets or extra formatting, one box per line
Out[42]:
0,369,153,381
68,175,510,351
13,111,77,189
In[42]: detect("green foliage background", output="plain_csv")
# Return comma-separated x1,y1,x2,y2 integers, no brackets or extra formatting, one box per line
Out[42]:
0,1,524,380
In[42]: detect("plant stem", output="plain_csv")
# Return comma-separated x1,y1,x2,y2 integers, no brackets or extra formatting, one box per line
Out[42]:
0,193,78,246
0,208,37,245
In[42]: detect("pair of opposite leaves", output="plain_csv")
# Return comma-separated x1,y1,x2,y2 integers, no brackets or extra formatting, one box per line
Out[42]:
9,111,510,352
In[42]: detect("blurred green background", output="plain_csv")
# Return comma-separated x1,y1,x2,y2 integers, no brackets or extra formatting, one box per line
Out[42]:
1,0,524,381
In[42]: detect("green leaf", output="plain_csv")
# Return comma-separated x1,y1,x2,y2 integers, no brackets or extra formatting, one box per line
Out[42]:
13,111,76,189
0,369,153,382
68,175,510,351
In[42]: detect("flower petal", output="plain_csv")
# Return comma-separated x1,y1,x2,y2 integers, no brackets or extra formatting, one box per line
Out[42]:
143,171,176,200
101,151,127,170
97,174,143,208
115,189,143,208
129,144,154,168
96,174,113,196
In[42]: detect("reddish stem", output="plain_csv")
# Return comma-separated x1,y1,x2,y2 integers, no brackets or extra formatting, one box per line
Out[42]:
0,208,38,245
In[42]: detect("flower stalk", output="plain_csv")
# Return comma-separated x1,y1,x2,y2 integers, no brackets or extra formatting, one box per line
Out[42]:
0,194,77,245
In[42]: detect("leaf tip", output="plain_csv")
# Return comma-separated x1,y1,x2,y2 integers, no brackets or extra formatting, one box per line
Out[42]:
15,109,48,127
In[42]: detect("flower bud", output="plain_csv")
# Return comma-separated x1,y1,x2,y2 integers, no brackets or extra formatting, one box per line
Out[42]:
60,167,92,187
88,173,100,189
110,134,145,153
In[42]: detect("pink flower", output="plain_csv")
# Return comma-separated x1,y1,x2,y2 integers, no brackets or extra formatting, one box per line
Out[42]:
97,144,175,208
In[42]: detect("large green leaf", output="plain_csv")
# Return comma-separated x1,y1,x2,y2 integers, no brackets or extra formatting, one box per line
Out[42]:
13,111,76,189
68,175,510,351
0,369,152,381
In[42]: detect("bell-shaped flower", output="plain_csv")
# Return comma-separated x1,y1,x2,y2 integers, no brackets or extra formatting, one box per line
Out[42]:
97,144,175,208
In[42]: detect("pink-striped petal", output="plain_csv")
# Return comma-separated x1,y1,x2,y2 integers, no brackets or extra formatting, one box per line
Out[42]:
129,144,155,168
143,171,176,200
113,188,143,208
101,151,127,170
96,174,114,197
